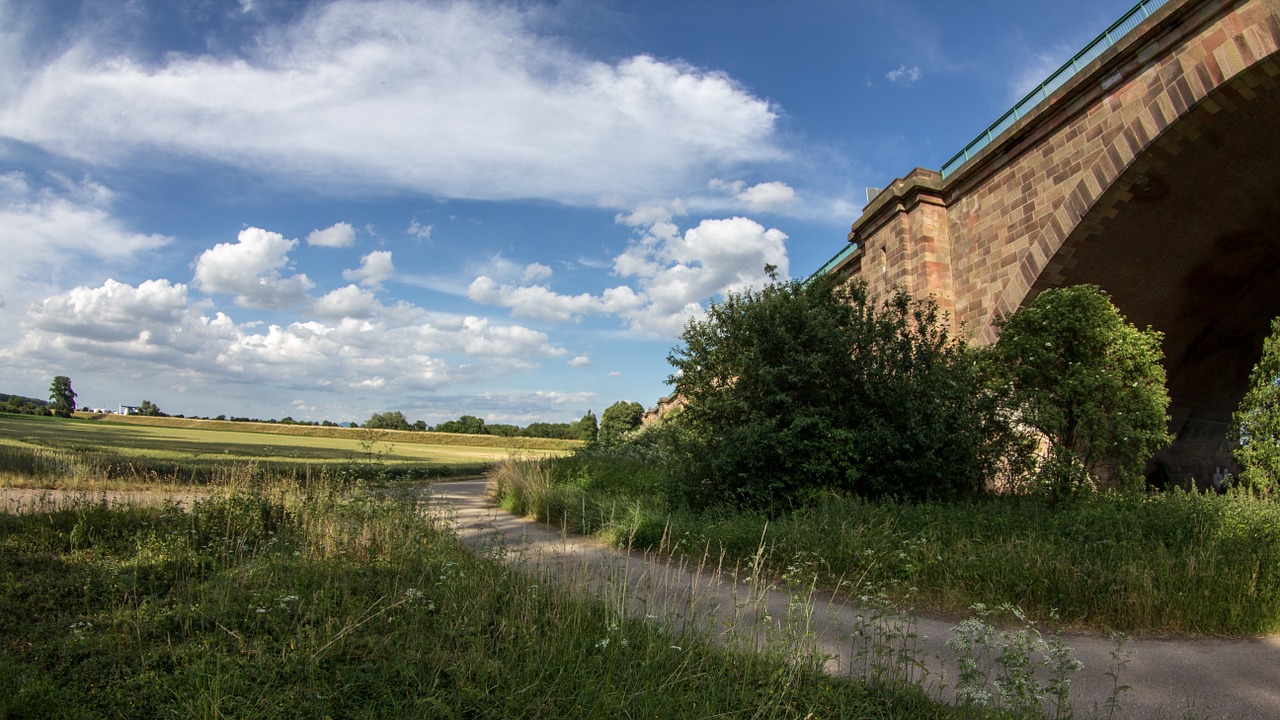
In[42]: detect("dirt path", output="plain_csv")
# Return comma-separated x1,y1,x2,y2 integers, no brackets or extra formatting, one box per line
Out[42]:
430,479,1280,720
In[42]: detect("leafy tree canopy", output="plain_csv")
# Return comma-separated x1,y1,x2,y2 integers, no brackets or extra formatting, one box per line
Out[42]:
668,275,1019,512
989,284,1170,494
571,411,598,442
364,410,412,431
49,376,76,418
1233,316,1280,492
137,400,165,417
599,401,644,445
434,415,489,435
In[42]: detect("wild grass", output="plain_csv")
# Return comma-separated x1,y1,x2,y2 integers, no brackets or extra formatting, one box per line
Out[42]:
0,471,1000,719
491,454,1280,636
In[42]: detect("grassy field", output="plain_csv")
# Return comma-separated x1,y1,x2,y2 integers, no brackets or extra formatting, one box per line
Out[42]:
0,472,1015,719
0,413,571,489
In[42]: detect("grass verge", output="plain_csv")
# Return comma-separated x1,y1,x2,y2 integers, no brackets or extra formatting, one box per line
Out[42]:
490,454,1280,636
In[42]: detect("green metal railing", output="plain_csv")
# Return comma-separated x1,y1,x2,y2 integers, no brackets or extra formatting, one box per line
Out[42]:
808,240,860,280
939,0,1169,178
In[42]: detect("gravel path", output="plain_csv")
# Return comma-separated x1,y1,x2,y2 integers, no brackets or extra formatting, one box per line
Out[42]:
430,479,1280,720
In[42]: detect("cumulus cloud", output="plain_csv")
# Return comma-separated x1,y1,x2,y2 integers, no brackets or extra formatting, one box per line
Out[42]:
708,178,797,213
14,276,570,397
343,250,394,289
193,227,313,308
27,278,189,343
885,64,922,85
467,276,643,323
307,222,355,248
1,1,781,205
568,355,591,367
468,212,787,337
311,284,381,319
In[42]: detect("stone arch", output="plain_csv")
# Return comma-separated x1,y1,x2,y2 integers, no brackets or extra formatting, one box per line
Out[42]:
1013,54,1280,480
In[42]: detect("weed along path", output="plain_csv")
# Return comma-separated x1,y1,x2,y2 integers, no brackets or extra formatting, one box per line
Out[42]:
430,479,1280,720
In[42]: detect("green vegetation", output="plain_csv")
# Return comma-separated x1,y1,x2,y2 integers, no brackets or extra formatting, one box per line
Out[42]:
989,285,1171,495
598,400,644,446
487,284,1280,637
48,376,77,418
2,473,1003,720
492,453,1280,636
1234,316,1280,492
669,276,1022,511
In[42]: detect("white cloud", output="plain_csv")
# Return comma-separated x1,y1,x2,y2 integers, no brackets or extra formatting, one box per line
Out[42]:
0,171,171,286
193,227,314,309
568,355,591,367
343,250,394,289
469,213,787,338
522,263,553,283
13,276,569,397
312,284,381,319
26,278,189,343
708,178,797,213
885,64,922,85
467,276,642,323
1,1,782,205
407,219,433,241
307,222,356,248
608,371,622,377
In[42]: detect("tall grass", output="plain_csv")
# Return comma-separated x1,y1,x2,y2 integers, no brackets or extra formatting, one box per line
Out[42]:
491,454,1280,636
1,470,989,719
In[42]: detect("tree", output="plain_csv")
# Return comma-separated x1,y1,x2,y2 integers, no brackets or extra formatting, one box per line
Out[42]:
571,411,598,442
434,415,488,435
1233,316,1280,492
365,410,411,431
599,401,644,445
137,400,164,417
668,275,1018,511
49,376,76,417
988,284,1171,495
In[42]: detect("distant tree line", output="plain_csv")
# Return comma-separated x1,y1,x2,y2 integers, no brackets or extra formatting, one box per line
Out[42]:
360,410,603,441
1,394,52,416
4,377,637,445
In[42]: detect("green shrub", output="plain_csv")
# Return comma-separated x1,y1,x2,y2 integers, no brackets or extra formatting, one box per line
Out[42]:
668,276,1022,512
1233,316,1280,492
987,284,1171,495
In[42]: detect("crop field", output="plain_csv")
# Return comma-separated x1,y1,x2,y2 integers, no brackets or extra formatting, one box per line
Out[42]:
0,413,573,489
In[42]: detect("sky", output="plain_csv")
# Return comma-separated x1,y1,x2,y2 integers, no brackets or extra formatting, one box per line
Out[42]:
0,0,1141,426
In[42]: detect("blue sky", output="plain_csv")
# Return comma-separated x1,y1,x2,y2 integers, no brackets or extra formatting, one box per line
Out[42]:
1,0,1139,425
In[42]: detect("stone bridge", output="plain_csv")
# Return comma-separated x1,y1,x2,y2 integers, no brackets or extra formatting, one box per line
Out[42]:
823,0,1280,482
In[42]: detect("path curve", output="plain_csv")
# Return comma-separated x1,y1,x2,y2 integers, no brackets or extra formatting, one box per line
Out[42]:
430,479,1280,720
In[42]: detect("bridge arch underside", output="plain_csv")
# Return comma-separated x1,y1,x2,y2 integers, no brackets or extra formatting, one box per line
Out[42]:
1024,58,1280,484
